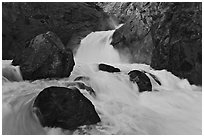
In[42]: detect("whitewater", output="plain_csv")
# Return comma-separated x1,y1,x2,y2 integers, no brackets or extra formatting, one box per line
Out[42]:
2,29,202,135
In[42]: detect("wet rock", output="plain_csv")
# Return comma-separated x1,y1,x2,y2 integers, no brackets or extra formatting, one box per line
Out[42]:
111,14,153,64
99,2,153,64
150,2,202,85
74,76,90,82
73,76,95,96
147,73,161,85
12,31,75,80
128,70,152,92
98,63,120,73
141,70,161,85
33,86,100,130
103,2,202,85
2,2,114,59
66,82,96,97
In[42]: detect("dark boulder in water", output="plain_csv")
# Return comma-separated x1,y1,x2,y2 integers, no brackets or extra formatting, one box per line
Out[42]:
12,31,75,80
33,86,100,130
128,70,152,92
98,63,120,73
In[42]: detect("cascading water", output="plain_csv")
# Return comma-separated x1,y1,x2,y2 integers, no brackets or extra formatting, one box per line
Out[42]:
2,28,202,135
75,30,122,64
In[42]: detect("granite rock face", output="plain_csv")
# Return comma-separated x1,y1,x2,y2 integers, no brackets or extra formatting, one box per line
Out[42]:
97,2,137,24
105,2,155,64
101,2,202,85
33,86,100,130
111,14,153,64
150,3,202,85
12,31,75,80
2,2,114,59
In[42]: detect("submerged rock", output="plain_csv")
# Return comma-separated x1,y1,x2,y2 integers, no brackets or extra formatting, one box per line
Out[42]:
66,82,96,97
141,71,161,86
98,63,120,73
128,70,152,92
33,86,100,130
147,73,161,86
12,31,75,80
74,76,90,82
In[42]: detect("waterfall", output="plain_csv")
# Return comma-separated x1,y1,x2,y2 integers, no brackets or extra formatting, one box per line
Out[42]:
2,28,202,135
75,30,122,64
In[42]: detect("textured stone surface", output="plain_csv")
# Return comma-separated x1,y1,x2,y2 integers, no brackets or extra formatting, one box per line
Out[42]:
12,31,75,80
150,3,202,85
111,14,153,64
101,2,202,85
2,2,114,59
128,70,152,92
97,2,137,24
33,86,100,130
104,2,155,64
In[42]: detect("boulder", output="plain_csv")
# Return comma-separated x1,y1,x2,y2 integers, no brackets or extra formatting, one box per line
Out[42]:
33,86,100,130
2,2,114,59
12,31,75,80
102,2,202,85
100,2,153,64
128,70,152,92
98,63,120,73
150,2,202,85
111,17,153,64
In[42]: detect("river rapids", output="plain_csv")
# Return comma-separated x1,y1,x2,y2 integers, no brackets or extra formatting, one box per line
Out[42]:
2,29,202,135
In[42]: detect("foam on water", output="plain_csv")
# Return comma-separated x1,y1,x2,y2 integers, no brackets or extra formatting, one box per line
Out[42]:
2,60,23,82
2,29,202,135
75,30,122,64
